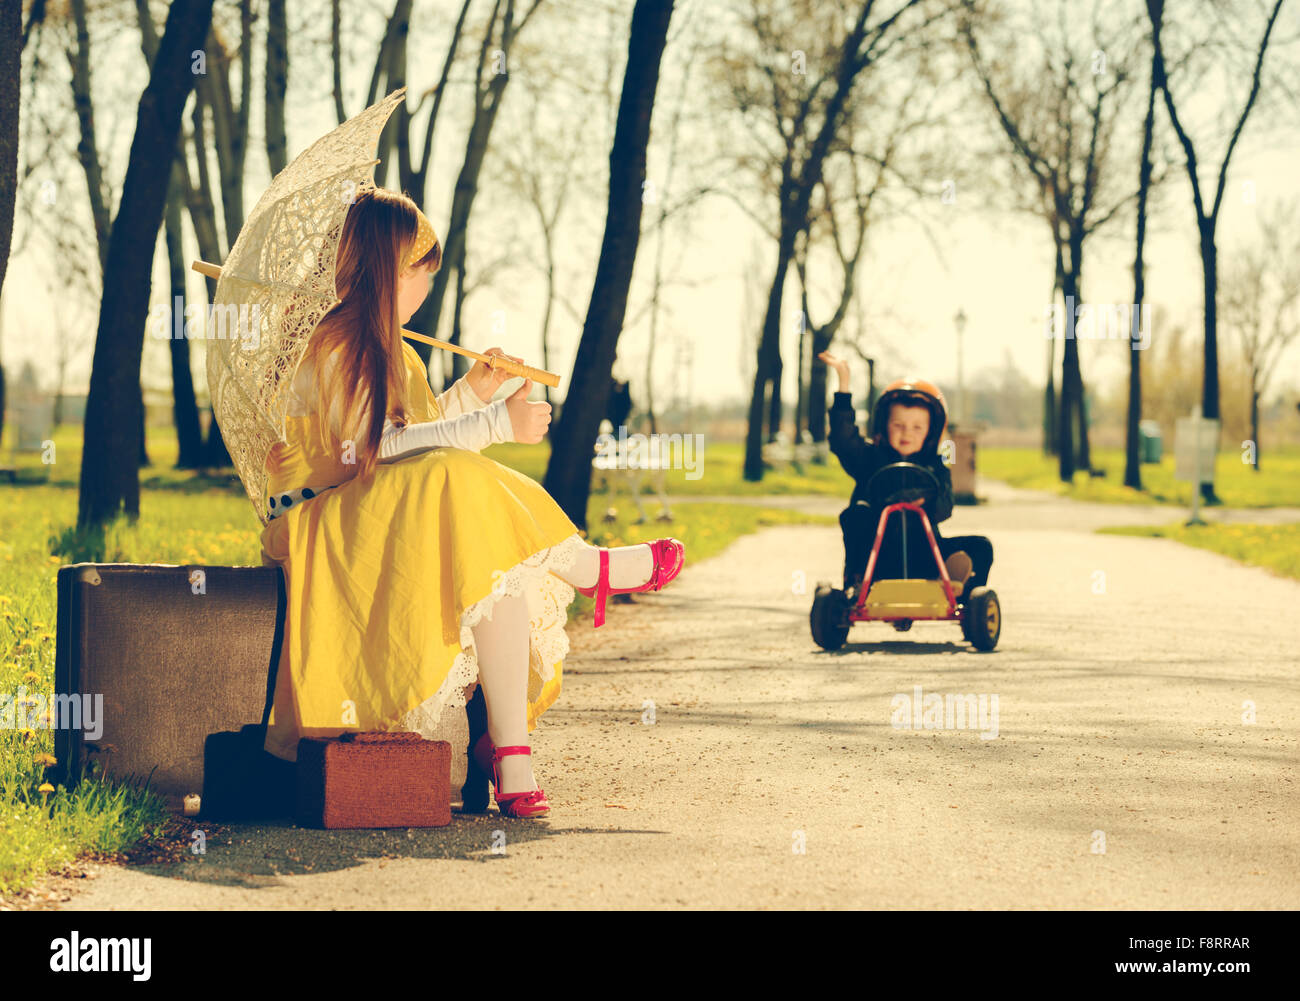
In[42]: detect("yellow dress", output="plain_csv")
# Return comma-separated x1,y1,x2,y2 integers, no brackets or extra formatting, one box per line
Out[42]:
258,340,586,761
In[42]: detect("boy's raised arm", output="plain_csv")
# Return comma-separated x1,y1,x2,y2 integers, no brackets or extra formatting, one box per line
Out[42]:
827,391,875,481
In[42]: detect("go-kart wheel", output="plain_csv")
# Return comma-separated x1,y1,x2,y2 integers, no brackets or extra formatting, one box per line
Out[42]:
810,584,851,651
963,587,1001,651
891,619,913,632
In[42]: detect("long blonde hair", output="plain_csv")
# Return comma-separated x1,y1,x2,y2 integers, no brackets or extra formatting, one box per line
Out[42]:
301,187,442,481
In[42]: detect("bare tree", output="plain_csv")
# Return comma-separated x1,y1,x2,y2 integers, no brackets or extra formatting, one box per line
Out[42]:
1126,2,1161,491
134,0,207,469
78,0,215,528
134,0,261,470
962,0,1146,481
795,143,876,446
712,0,939,481
543,0,676,530
798,42,949,446
1220,198,1300,471
1145,0,1288,500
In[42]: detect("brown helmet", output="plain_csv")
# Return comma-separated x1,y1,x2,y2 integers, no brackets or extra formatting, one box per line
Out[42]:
870,377,948,453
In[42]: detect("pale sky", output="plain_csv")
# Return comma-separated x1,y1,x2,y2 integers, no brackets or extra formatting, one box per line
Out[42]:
3,0,1298,420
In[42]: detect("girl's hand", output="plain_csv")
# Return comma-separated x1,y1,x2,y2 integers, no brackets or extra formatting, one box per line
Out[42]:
467,346,524,403
818,350,851,392
504,379,551,444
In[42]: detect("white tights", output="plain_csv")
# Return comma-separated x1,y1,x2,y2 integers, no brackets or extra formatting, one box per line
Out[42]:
469,539,654,794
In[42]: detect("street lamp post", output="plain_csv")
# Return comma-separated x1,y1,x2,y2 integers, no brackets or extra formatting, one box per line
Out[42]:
954,307,967,426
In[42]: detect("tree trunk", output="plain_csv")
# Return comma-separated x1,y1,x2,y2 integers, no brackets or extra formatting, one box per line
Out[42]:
69,0,112,273
265,0,289,176
1063,229,1091,477
794,313,808,442
164,157,204,468
138,384,149,467
1044,337,1056,456
540,244,556,413
1057,269,1079,482
1074,336,1091,473
542,0,674,529
177,95,232,470
1045,249,1061,457
767,352,783,441
1250,385,1260,472
808,325,832,443
1126,51,1157,491
744,223,797,480
0,0,18,452
78,0,215,528
1199,226,1221,501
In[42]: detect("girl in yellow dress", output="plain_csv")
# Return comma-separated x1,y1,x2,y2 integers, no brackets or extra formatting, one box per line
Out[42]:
258,187,684,818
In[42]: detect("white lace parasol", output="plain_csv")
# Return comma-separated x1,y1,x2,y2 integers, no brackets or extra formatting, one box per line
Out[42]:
205,87,409,526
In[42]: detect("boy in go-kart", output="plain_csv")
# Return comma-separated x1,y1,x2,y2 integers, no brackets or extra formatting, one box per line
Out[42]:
818,351,993,601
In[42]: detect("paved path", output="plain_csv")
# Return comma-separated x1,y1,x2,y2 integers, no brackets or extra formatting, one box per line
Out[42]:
27,481,1299,909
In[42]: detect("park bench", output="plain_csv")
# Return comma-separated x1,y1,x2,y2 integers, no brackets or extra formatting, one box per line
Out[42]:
51,563,474,818
592,436,675,524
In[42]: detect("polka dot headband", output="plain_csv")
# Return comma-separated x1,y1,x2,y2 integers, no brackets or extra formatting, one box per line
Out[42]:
405,206,437,269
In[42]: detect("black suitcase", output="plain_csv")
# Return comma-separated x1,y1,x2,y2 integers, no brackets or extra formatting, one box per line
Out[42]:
202,723,295,821
52,563,287,807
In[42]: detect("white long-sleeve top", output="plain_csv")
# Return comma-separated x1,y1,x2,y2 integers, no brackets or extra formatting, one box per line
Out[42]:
289,347,515,457
266,347,514,520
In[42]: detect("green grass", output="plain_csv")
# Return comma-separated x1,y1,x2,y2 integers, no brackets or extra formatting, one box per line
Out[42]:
980,446,1300,508
1098,522,1300,581
0,424,833,899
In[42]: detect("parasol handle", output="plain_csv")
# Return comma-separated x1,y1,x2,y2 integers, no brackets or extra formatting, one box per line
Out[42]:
398,328,559,388
191,259,561,388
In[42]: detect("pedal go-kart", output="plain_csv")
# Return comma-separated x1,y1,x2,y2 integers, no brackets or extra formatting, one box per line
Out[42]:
810,461,1000,652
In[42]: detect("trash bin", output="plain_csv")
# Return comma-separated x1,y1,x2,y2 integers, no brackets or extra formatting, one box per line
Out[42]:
949,429,978,504
1138,420,1162,463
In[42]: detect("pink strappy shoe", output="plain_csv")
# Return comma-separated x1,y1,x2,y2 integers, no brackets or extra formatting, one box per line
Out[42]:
472,734,549,819
576,538,685,628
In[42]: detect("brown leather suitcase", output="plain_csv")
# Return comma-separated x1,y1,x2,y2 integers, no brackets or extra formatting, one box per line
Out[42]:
295,731,451,828
52,563,286,804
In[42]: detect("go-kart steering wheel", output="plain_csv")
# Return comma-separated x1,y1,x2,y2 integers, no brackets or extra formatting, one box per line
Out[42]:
865,461,940,510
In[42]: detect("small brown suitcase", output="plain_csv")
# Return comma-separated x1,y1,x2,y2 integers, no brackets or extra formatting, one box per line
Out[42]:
295,731,451,829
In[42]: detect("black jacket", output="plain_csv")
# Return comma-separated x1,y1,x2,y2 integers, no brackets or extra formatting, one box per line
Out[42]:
827,391,953,527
